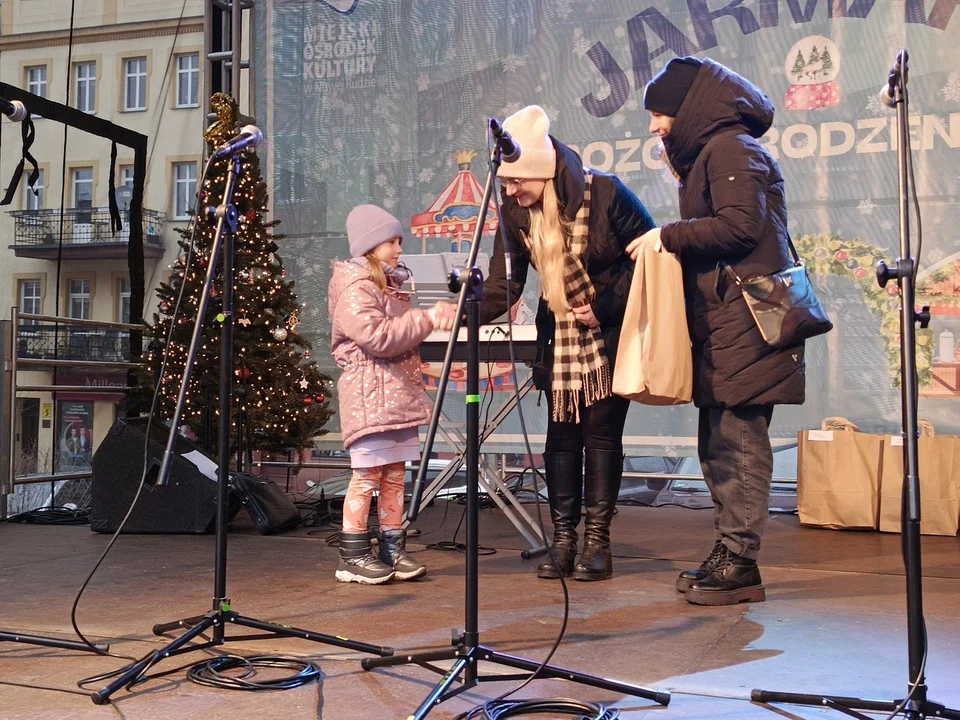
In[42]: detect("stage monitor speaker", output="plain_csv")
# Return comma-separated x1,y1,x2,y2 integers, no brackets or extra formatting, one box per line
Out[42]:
91,417,240,534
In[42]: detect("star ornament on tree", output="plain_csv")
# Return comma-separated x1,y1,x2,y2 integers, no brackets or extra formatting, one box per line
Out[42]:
297,376,310,391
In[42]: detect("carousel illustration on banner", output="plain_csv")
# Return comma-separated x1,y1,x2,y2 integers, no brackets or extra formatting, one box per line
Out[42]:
412,151,527,394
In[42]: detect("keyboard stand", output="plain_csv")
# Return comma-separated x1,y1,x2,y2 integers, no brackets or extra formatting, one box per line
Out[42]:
405,373,548,557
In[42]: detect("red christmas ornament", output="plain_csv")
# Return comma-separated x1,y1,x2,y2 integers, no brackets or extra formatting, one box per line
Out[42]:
834,250,848,261
304,351,311,359
303,396,313,405
245,209,257,222
314,394,324,403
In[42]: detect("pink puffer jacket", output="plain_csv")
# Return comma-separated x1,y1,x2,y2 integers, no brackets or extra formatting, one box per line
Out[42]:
328,260,434,449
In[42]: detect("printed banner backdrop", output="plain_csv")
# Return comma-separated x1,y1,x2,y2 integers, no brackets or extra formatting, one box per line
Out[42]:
254,0,960,454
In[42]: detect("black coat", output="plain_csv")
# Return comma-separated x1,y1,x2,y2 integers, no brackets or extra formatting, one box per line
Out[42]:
479,139,656,390
659,58,805,408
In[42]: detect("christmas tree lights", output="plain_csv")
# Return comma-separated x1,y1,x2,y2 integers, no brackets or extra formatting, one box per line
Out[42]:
131,94,333,456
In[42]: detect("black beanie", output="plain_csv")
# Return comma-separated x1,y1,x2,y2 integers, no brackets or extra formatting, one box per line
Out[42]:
643,57,703,117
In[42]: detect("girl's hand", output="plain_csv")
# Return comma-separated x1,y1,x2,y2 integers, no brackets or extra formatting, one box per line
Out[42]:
428,303,455,331
625,227,662,261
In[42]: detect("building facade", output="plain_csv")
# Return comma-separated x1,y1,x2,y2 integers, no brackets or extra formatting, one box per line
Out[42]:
1,0,205,486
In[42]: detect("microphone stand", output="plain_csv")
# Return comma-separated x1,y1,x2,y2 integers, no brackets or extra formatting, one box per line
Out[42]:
752,50,959,720
0,632,107,653
360,130,670,718
90,149,393,705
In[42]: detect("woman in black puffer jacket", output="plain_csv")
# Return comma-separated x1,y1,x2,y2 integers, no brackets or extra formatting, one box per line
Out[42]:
632,58,805,606
480,105,656,582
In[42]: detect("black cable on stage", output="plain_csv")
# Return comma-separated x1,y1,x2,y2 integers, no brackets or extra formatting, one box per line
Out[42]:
456,697,620,720
2,505,90,525
185,654,321,692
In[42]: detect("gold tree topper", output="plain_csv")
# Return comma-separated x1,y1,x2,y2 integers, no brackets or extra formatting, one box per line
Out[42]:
204,92,240,148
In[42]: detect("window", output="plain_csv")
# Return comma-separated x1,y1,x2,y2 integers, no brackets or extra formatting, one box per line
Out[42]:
25,168,44,210
75,62,96,114
118,278,131,324
120,166,135,190
173,162,197,219
117,165,135,208
72,167,94,209
176,54,199,108
26,66,47,118
115,166,134,242
19,279,42,324
26,66,47,98
72,168,94,243
68,279,91,320
124,57,147,111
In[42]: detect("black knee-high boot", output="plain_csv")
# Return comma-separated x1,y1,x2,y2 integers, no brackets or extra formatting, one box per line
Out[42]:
572,449,622,581
536,451,583,579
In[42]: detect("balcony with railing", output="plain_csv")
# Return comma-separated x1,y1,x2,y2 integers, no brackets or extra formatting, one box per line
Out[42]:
9,313,149,493
15,322,145,363
8,207,167,260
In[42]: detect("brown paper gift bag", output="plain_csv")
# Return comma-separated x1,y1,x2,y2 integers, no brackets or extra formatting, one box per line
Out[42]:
797,417,884,530
878,421,960,536
612,241,692,405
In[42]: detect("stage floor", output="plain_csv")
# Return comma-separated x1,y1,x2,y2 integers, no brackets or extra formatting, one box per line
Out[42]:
1,503,959,719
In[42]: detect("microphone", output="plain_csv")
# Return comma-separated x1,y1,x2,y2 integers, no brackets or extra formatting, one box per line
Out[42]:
489,117,521,163
211,124,263,159
879,50,907,109
0,96,29,123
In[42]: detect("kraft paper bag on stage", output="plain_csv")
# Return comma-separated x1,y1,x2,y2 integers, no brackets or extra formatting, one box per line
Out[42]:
878,421,960,536
797,417,884,530
612,240,692,405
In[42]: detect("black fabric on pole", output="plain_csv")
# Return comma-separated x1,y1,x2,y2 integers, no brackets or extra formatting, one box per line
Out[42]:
0,82,149,335
0,110,39,206
108,141,122,234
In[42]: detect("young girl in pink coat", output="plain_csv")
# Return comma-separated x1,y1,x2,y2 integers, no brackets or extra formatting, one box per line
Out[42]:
328,204,453,584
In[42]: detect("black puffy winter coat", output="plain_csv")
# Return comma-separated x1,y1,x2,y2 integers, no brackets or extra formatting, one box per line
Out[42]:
659,58,805,408
479,138,656,390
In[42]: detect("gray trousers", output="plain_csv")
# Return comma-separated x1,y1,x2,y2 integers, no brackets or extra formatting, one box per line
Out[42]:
697,405,775,561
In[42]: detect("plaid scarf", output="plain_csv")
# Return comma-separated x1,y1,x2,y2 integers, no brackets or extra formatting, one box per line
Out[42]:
549,171,612,423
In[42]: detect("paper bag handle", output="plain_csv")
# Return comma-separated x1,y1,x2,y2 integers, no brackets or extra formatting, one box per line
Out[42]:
821,416,859,432
918,419,935,437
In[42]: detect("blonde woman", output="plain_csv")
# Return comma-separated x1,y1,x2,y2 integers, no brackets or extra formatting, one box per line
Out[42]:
480,106,657,582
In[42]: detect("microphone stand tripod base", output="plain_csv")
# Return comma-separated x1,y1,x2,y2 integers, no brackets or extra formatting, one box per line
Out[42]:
89,151,392,705
0,631,108,653
753,49,959,720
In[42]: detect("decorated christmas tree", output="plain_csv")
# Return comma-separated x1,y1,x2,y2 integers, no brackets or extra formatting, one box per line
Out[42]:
791,49,806,78
820,49,834,73
141,93,333,456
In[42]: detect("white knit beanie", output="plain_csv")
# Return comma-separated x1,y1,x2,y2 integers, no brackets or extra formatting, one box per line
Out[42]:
497,105,557,180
